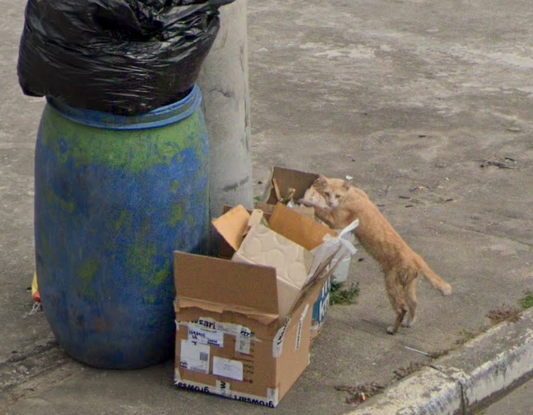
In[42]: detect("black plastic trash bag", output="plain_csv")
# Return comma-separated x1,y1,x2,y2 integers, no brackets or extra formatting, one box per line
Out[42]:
18,0,234,115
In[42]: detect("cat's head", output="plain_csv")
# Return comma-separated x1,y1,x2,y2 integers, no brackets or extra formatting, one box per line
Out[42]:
314,175,353,208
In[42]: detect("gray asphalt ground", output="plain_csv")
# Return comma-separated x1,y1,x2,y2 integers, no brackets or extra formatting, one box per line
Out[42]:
2,0,533,414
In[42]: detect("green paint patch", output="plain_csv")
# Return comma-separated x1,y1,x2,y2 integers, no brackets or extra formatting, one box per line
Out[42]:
80,258,100,280
170,180,180,192
79,258,100,301
38,234,55,260
115,210,133,233
169,204,185,227
43,185,76,214
105,210,133,250
187,214,195,226
129,239,157,278
125,227,173,304
153,261,171,287
42,105,208,175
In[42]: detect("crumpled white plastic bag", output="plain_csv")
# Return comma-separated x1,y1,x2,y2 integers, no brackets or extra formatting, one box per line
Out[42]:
307,218,359,284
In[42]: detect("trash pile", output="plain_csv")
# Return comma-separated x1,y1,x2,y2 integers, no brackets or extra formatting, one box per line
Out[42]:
173,167,359,406
20,0,360,390
30,165,359,405
17,1,364,404
17,0,234,115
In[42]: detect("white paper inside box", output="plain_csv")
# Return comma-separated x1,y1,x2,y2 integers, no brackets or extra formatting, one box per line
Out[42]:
173,204,341,407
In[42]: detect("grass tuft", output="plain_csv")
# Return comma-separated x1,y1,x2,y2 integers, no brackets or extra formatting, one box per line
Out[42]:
330,282,360,305
519,291,533,310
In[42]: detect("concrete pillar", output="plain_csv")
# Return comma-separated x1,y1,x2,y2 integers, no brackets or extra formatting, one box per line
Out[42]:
198,0,254,218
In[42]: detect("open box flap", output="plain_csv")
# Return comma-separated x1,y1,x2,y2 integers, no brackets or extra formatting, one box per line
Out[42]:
175,252,280,315
264,167,319,205
212,205,251,251
269,203,337,251
284,243,350,319
284,269,331,323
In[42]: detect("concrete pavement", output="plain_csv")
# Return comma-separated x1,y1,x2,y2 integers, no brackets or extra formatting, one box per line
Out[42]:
2,0,533,414
346,308,533,414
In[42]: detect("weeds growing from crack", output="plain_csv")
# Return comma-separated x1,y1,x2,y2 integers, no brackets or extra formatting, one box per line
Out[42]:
330,282,360,305
455,328,481,345
519,291,533,310
487,304,521,325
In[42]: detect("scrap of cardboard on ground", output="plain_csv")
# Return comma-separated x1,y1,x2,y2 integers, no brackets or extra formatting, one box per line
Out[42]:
173,167,359,407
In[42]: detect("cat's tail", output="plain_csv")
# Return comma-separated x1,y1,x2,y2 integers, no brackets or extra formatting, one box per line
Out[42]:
415,256,453,296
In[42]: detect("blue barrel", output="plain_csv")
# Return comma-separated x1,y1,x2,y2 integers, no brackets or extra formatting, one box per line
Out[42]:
35,86,209,369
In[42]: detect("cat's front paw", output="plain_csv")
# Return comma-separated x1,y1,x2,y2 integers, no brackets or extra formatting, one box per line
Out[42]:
386,326,396,335
298,199,314,208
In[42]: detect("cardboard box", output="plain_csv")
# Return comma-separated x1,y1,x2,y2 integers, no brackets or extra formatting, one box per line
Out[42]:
174,204,342,407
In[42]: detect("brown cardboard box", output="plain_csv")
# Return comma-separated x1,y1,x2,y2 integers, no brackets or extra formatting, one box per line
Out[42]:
174,204,340,407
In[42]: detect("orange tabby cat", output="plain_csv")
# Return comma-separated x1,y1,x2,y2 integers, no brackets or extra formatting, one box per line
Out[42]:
300,175,452,334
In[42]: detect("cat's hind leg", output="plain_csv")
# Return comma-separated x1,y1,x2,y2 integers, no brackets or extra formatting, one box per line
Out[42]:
385,270,407,334
403,278,418,328
387,308,407,335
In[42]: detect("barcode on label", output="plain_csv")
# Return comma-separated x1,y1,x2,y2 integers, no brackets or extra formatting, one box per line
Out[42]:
180,340,210,375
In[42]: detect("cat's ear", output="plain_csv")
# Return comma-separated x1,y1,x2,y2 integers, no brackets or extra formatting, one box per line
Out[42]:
343,177,353,189
316,174,328,186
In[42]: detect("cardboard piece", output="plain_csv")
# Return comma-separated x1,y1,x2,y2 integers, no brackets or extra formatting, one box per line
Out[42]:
224,203,336,320
264,166,319,205
175,253,279,318
212,205,250,252
246,209,265,234
213,203,337,319
174,204,338,407
236,224,313,289
269,203,336,251
287,203,316,221
233,223,314,320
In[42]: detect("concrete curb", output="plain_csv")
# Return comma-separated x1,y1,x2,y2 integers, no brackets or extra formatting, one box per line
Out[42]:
346,308,533,415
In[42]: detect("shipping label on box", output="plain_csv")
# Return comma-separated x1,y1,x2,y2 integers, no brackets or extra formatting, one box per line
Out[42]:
179,340,210,374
